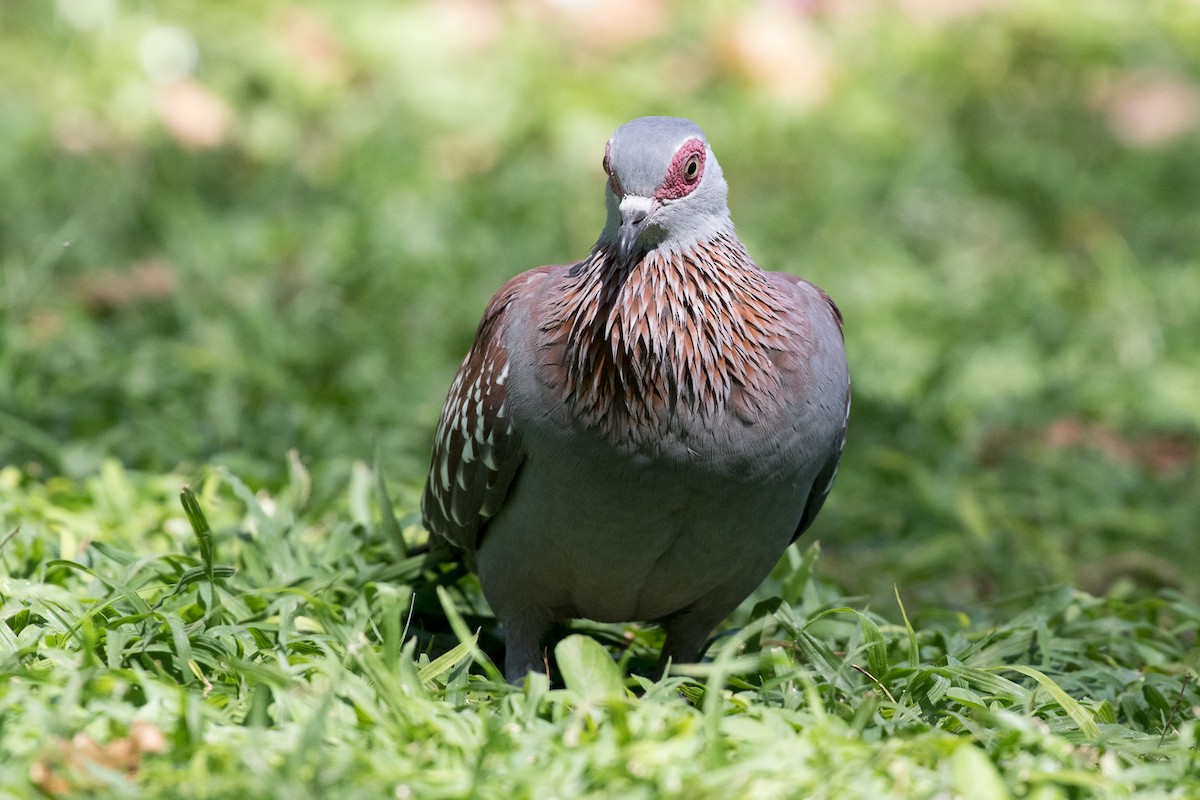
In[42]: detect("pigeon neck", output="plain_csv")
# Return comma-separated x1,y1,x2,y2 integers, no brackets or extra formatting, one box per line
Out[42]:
546,231,794,445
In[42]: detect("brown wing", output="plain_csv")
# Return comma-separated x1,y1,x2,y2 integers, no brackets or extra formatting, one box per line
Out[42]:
421,268,551,553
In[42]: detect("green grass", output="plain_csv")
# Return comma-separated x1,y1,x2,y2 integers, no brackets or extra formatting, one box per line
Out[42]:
2,464,1197,797
2,0,1199,796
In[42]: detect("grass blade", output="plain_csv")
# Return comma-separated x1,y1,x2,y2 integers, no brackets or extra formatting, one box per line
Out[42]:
895,586,919,669
556,634,626,701
999,665,1101,738
179,485,215,583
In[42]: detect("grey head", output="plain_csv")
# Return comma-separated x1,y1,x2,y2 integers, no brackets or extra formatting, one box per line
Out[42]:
599,116,732,262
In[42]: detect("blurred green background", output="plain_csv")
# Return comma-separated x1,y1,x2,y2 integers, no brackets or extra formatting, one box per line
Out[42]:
2,0,1198,606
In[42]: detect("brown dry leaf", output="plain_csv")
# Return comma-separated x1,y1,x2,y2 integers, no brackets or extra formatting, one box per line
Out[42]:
1042,418,1195,475
796,0,1002,24
432,133,500,181
29,759,71,796
981,418,1195,476
25,309,66,344
275,7,347,86
31,721,166,796
52,110,118,155
894,0,1005,24
156,79,233,150
130,720,166,754
1094,71,1200,147
521,0,667,50
435,0,503,54
1081,551,1185,594
716,6,834,111
75,259,177,314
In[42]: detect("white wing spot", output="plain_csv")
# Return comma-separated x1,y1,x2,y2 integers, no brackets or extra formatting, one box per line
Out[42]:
822,466,839,495
438,449,451,490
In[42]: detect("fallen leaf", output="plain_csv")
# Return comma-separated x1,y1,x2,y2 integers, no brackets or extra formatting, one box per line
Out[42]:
75,259,177,314
432,133,500,180
436,0,503,54
983,417,1197,476
716,6,834,111
1094,71,1200,147
275,7,348,86
31,722,166,796
52,110,115,155
156,79,233,150
523,0,667,50
895,0,1004,24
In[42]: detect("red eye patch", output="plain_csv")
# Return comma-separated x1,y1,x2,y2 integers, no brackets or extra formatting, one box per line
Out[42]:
654,138,707,201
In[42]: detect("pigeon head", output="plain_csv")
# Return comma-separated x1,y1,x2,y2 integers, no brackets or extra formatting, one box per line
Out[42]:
600,116,732,262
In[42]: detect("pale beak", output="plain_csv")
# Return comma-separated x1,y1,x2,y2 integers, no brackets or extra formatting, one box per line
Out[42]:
617,196,655,261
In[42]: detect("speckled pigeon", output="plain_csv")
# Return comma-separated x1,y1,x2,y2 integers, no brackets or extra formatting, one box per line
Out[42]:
422,116,850,683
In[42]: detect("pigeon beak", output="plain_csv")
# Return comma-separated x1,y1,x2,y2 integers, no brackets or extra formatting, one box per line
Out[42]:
617,196,655,262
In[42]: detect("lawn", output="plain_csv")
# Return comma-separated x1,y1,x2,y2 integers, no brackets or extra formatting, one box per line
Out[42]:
1,1,1198,797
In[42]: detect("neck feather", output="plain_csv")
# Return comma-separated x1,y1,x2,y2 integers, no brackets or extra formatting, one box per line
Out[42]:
544,229,796,443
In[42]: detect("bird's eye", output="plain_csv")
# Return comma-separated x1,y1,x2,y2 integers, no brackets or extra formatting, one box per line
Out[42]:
601,155,609,174
654,139,705,200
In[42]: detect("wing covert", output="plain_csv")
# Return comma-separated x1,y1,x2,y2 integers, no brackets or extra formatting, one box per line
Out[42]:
421,269,549,552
